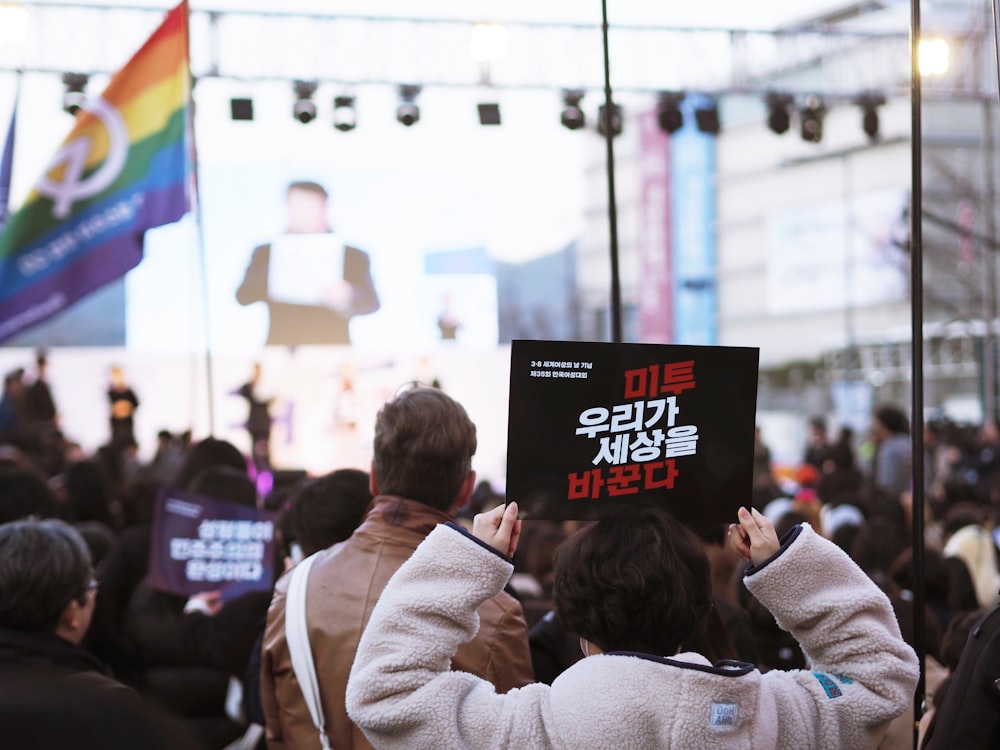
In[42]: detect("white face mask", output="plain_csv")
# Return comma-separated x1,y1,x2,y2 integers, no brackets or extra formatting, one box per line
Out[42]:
580,638,590,658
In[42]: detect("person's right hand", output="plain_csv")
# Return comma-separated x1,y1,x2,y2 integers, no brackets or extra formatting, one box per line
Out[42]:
729,506,780,566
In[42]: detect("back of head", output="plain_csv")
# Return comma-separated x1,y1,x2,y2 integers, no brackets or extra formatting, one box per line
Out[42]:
372,385,476,511
290,468,373,556
0,518,91,632
188,466,258,508
0,465,58,524
874,404,910,436
552,503,712,656
175,437,247,491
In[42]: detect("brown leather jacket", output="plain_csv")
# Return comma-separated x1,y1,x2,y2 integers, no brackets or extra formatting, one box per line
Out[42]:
260,496,534,749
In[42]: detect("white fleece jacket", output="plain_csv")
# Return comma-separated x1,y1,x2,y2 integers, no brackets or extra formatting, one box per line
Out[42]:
347,522,918,750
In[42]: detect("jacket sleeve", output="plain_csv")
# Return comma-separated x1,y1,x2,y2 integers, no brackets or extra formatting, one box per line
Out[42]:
237,245,269,306
259,582,287,749
744,523,919,749
346,524,557,750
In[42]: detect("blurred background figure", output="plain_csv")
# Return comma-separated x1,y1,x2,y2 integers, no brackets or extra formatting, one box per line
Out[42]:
108,366,140,453
235,363,273,475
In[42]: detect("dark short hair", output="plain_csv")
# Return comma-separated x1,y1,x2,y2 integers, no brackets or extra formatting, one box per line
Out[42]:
175,438,247,491
552,504,712,656
0,465,58,524
372,385,476,512
287,181,328,199
874,404,909,435
290,469,373,556
188,466,258,508
0,519,92,632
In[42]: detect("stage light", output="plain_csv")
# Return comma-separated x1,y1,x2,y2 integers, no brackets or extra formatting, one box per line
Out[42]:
0,2,30,46
856,92,886,141
230,97,254,121
597,102,622,138
765,92,793,135
478,102,501,126
694,100,720,135
292,80,318,124
397,85,421,127
333,95,357,131
469,22,507,62
799,96,826,143
61,73,88,116
560,89,586,131
656,92,685,134
918,38,949,76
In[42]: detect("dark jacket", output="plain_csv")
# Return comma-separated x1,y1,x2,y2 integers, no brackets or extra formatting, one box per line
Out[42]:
236,242,379,346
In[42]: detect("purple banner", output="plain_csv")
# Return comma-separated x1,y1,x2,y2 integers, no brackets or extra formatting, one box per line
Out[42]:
148,487,277,598
638,109,672,343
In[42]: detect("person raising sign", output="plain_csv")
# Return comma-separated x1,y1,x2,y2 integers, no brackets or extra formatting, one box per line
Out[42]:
347,503,919,749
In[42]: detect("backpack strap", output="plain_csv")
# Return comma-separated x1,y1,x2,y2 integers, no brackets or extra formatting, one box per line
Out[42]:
286,552,332,750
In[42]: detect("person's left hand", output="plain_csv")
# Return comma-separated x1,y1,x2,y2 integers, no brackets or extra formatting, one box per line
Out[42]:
472,502,521,558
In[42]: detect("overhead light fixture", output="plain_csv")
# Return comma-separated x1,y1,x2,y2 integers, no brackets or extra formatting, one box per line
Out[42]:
61,72,88,116
292,80,318,124
560,89,586,131
765,92,793,135
918,38,949,77
597,102,622,138
333,95,357,131
856,92,886,141
396,84,421,127
230,97,254,121
799,96,826,143
694,100,720,135
656,92,685,134
477,102,501,126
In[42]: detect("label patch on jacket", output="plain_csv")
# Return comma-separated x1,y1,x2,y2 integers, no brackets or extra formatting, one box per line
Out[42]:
813,672,843,698
710,702,739,727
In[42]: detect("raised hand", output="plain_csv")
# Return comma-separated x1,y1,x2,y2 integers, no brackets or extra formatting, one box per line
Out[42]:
729,506,781,566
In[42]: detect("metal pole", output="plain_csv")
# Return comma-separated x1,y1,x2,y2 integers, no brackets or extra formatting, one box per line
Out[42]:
600,0,623,343
184,2,217,436
908,0,927,742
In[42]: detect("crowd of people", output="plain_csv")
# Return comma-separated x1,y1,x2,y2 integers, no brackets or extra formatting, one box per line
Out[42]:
0,356,996,748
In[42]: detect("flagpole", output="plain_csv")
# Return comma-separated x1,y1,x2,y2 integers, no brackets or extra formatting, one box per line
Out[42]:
183,1,217,436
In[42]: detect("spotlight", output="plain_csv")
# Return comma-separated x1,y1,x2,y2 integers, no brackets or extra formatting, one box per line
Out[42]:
765,92,793,135
799,96,826,143
560,89,586,131
856,92,886,142
694,101,720,135
477,102,501,126
396,85,421,127
62,72,88,116
230,97,254,121
333,95,357,132
656,92,684,134
597,102,622,138
292,80,318,124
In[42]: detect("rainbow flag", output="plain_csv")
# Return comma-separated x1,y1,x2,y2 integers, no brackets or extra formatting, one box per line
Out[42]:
0,1,190,342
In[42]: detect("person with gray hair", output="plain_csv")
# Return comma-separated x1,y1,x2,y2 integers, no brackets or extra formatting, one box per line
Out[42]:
0,518,198,748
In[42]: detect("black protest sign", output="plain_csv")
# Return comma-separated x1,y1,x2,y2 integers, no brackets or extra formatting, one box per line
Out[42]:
506,340,759,524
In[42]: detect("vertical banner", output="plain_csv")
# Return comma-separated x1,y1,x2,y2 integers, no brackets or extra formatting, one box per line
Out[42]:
506,339,759,524
671,96,718,345
0,82,16,232
638,109,672,343
148,488,277,599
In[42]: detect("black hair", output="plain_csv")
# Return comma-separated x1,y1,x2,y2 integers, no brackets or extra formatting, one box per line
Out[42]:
175,438,247,491
289,469,373,556
552,504,712,656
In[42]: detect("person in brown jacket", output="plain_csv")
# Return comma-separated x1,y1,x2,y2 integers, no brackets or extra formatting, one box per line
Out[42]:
260,384,533,749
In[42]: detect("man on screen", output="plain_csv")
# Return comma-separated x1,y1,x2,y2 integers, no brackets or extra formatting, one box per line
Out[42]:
236,181,380,346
